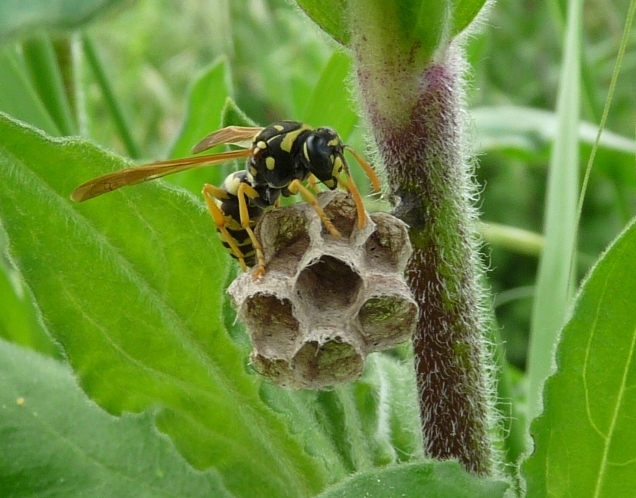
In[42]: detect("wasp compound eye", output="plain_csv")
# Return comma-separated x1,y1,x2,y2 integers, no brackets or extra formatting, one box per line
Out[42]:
228,191,418,389
303,130,340,186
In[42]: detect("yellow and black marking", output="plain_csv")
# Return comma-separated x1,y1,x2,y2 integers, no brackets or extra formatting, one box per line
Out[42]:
71,120,381,278
202,171,264,270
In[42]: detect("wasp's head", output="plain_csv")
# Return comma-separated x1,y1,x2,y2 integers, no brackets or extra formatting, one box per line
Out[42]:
302,127,346,190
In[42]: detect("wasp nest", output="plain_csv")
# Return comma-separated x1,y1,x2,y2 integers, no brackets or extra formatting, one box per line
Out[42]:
228,191,418,389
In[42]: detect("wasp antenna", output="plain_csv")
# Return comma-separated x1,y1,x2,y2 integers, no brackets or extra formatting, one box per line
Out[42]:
345,146,381,193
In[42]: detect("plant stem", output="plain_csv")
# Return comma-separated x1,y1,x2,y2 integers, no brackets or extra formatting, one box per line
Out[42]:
354,41,494,475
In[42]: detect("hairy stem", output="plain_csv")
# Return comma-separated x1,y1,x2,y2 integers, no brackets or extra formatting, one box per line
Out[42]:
355,42,493,475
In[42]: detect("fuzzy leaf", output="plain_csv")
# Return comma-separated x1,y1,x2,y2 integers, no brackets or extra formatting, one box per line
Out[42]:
316,461,509,498
523,218,636,497
295,0,349,45
405,1,449,60
0,340,233,498
220,97,259,128
347,0,448,68
0,0,126,42
296,0,487,48
451,0,489,37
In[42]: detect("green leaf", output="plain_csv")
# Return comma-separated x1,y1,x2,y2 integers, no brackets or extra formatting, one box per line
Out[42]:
0,340,233,498
0,249,58,357
221,97,259,128
168,57,233,160
0,47,60,135
527,0,582,421
165,58,234,195
82,34,141,159
295,0,349,46
256,353,423,486
316,461,509,498
366,353,423,463
471,106,636,187
347,0,447,69
523,217,636,498
0,0,127,42
0,112,329,497
22,35,77,136
451,0,489,38
302,51,357,141
405,1,449,62
303,0,488,63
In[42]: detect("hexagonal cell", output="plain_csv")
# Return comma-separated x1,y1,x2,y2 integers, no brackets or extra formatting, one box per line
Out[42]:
250,354,293,387
291,336,364,388
365,212,411,272
320,192,358,238
256,208,311,271
358,294,418,350
243,293,299,355
295,255,362,312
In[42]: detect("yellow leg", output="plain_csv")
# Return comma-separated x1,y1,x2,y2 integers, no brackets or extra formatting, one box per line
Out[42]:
339,146,380,228
236,182,267,280
337,172,367,229
288,179,341,238
307,174,321,194
202,184,248,271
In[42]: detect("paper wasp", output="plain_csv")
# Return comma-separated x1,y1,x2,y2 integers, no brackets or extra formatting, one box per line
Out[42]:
72,120,381,278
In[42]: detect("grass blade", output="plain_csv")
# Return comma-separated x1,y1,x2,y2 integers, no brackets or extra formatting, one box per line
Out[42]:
526,0,582,422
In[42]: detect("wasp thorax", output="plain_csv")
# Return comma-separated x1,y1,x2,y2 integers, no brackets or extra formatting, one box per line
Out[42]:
228,191,417,389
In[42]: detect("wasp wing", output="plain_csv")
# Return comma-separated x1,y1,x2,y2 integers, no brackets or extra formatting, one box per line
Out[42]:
71,149,253,203
192,126,263,154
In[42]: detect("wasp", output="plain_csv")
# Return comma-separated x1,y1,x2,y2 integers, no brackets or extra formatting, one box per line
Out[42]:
72,120,381,278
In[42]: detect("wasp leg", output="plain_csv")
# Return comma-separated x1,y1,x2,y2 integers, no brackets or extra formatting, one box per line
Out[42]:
307,174,321,194
342,146,380,228
236,182,267,280
337,172,367,229
202,184,248,272
288,179,341,238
